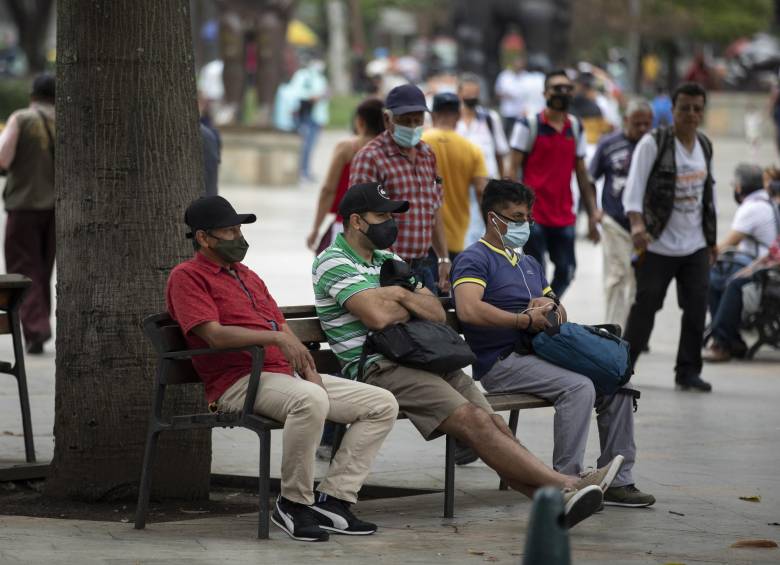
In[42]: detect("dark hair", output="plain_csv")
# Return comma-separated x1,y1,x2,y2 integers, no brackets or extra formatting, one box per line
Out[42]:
672,82,707,106
31,73,55,101
480,179,535,223
734,163,764,196
544,69,569,90
355,98,385,136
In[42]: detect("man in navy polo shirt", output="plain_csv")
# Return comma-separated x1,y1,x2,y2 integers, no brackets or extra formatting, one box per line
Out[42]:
590,99,654,327
509,69,601,297
452,179,655,508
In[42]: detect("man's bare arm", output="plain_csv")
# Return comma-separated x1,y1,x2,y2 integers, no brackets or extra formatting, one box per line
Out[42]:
397,286,446,323
343,286,411,330
509,150,525,181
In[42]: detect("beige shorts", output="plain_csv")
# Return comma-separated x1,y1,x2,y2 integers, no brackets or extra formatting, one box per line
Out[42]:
364,359,494,440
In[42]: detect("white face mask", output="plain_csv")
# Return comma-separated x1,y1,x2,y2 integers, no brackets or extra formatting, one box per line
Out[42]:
491,213,531,249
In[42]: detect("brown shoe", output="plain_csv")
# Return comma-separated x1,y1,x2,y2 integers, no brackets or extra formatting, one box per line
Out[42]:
702,344,731,363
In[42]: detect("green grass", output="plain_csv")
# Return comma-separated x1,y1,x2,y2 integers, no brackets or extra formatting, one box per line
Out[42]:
327,93,363,130
0,78,29,122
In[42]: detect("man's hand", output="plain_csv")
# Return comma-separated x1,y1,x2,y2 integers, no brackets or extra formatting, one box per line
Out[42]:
274,332,316,374
437,261,452,293
631,224,651,252
529,296,555,309
587,209,603,243
527,302,554,332
301,366,326,390
708,245,718,267
306,229,319,251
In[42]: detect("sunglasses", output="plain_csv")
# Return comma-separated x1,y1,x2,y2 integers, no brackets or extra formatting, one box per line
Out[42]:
549,84,574,94
493,211,534,226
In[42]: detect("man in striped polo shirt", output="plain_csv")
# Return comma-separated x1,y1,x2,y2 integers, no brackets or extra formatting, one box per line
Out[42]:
313,182,619,528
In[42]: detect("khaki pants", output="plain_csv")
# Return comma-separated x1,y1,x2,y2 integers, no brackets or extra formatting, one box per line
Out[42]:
601,214,636,328
218,372,398,505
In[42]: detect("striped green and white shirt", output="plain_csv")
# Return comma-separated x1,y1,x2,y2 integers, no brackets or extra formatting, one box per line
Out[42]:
312,233,399,379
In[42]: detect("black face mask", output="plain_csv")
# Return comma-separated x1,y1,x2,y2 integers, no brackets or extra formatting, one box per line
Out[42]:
547,93,571,112
360,217,398,250
463,98,479,109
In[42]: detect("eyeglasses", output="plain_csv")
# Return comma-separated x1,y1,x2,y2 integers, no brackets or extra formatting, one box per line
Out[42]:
549,84,574,94
493,211,534,226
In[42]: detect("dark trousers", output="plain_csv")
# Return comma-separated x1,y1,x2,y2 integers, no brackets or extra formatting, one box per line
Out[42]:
624,248,709,380
4,209,56,344
710,275,752,350
524,223,577,297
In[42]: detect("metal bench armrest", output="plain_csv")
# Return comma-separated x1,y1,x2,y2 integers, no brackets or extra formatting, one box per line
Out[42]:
240,347,265,420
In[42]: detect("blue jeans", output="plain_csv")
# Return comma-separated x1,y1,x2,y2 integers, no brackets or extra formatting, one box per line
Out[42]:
298,117,321,178
524,223,577,297
710,275,752,350
708,252,752,319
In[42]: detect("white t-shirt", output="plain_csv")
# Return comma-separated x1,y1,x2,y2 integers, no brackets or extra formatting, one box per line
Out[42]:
495,70,525,118
732,190,779,256
456,108,509,178
623,133,710,256
516,71,546,118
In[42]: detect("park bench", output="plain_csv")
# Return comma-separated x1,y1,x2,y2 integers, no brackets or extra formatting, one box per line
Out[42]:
135,305,552,539
0,274,35,463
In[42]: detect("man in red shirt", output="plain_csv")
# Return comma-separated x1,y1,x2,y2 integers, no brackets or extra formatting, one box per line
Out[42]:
166,196,398,542
509,69,601,297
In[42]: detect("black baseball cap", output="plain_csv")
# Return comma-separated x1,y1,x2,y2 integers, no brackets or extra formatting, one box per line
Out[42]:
338,182,410,219
184,196,256,238
385,84,428,115
432,92,460,112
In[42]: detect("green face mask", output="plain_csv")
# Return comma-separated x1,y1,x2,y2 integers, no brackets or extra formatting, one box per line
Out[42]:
208,233,249,263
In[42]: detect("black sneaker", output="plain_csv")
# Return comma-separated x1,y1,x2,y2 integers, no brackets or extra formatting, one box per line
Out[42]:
675,374,712,392
454,439,479,466
311,494,377,535
271,495,329,542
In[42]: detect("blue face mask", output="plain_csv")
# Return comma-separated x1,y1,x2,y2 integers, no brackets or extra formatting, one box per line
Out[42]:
492,213,531,249
392,123,423,148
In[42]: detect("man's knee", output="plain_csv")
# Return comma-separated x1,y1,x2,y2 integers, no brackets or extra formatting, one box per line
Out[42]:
292,384,330,422
448,402,496,438
563,378,596,409
371,389,400,421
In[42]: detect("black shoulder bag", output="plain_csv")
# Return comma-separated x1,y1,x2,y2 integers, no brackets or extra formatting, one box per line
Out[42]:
357,260,476,381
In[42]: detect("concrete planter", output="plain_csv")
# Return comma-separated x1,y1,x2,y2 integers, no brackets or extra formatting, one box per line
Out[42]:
218,126,300,187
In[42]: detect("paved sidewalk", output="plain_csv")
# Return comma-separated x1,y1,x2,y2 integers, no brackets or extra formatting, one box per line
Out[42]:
1,132,779,563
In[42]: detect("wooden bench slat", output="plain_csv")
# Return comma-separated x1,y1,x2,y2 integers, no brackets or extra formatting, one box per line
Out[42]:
286,317,328,343
485,393,552,411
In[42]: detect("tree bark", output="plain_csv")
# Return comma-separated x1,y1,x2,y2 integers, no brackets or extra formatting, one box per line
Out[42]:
48,0,211,501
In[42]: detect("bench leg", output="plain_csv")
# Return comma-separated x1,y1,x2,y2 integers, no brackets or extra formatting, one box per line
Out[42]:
499,410,520,491
258,429,272,539
444,435,455,518
11,311,35,463
134,428,161,530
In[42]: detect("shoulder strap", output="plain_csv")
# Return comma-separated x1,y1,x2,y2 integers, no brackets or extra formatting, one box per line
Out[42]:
697,131,713,163
35,109,55,160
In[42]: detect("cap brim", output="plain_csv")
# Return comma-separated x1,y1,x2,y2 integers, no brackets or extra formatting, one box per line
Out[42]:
185,213,257,238
389,104,428,115
374,199,410,214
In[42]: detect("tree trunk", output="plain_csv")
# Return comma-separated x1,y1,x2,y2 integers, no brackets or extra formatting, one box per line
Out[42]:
48,0,211,501
327,0,350,96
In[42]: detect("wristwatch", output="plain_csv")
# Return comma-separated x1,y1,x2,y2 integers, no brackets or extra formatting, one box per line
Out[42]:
437,257,451,265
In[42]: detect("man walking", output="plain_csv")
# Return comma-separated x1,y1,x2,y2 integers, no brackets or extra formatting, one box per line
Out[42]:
0,73,56,354
509,69,601,297
350,84,450,293
422,92,488,258
456,73,510,247
590,99,654,327
452,179,654,507
622,82,716,392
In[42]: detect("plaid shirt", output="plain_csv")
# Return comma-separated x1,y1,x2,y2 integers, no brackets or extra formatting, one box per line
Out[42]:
349,130,441,260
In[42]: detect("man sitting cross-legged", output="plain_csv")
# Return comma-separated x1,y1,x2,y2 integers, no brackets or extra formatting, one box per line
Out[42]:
312,182,623,528
166,196,400,542
451,179,655,508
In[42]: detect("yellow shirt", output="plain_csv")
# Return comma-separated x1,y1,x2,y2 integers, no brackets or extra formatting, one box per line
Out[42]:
421,128,487,253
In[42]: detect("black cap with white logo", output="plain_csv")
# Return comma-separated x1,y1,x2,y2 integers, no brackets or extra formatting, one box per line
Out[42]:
338,182,410,219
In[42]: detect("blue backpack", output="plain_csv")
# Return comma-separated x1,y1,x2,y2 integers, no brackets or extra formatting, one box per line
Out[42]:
532,323,632,396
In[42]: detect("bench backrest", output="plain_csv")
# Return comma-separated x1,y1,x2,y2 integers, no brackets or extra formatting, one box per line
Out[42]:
0,275,31,337
142,313,201,385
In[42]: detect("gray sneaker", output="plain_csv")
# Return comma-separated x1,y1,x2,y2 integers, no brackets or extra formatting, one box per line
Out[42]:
574,455,624,493
603,484,656,507
562,485,603,528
